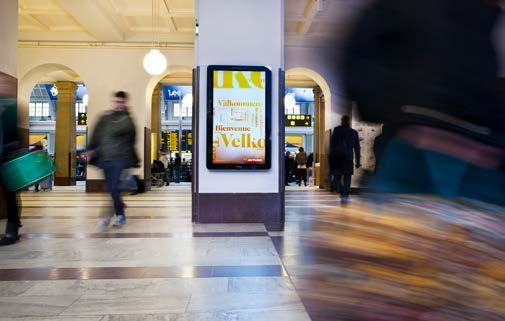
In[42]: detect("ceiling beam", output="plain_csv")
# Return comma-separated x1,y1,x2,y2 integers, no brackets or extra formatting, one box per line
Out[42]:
297,0,323,36
19,8,68,16
54,0,125,41
162,0,178,32
19,13,50,31
120,8,194,18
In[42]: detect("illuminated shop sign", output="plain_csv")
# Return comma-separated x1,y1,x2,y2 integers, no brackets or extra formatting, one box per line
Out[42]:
162,85,192,101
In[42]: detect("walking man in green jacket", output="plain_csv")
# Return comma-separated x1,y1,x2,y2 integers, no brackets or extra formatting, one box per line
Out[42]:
86,91,137,228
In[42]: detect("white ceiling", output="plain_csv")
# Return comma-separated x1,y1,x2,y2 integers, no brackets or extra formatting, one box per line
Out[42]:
18,0,367,48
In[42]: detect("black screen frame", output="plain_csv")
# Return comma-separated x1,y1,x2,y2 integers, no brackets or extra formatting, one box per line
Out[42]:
206,65,272,170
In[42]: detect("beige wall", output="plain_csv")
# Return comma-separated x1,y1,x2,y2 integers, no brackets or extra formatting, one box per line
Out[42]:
0,0,18,77
17,42,347,183
285,45,345,131
18,46,193,179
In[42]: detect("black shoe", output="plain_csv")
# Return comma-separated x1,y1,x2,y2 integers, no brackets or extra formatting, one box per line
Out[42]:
130,191,139,196
0,235,19,246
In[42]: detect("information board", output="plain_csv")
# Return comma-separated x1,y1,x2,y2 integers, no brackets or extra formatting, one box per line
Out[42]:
285,114,311,127
206,65,271,169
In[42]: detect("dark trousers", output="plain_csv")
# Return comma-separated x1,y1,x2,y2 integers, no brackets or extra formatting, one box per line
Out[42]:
1,183,20,236
100,159,126,216
163,169,170,185
174,166,181,183
335,174,352,197
297,168,307,185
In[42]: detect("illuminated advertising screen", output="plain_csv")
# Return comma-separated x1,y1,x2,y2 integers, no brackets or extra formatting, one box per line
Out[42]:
207,65,271,169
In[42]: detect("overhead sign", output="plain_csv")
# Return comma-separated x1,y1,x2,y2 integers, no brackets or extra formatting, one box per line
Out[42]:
44,84,58,101
286,114,311,127
78,112,87,125
162,85,192,101
206,65,271,170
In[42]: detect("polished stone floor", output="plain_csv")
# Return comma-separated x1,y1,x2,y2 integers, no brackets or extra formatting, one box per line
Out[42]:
2,186,503,321
0,186,320,321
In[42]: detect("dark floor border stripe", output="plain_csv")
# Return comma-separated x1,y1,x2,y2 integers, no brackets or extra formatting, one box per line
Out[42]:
2,231,269,239
21,198,191,201
0,265,286,281
22,206,191,208
20,215,187,219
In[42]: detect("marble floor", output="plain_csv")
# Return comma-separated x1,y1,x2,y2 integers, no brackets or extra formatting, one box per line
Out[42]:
0,186,316,321
2,186,503,321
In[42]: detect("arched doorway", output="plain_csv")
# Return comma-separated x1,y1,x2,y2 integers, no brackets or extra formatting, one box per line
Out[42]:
145,66,193,189
285,68,332,190
19,64,89,190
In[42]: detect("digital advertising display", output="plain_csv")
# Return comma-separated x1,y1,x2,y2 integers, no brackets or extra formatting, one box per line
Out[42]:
206,65,271,170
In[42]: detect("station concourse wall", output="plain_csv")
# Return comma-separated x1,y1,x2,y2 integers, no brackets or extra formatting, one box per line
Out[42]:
17,46,194,182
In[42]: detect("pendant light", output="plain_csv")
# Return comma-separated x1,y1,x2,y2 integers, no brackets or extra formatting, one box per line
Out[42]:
143,0,167,75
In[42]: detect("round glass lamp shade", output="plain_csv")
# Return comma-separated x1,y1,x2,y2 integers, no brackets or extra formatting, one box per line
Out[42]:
143,49,167,75
82,94,89,106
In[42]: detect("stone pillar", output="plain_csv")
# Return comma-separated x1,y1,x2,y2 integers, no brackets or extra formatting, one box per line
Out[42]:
319,94,330,190
193,0,284,230
151,83,161,160
54,81,77,186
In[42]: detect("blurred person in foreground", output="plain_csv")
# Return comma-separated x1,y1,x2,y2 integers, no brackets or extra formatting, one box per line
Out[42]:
343,0,505,205
86,91,137,229
0,98,21,246
329,115,361,205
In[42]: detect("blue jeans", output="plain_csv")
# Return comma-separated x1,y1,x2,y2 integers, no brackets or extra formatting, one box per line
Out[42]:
98,159,126,216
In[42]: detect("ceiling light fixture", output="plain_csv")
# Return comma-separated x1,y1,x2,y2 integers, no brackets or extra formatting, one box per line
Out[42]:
143,0,167,75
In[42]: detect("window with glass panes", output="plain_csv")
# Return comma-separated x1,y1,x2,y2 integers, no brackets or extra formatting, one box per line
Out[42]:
75,102,86,117
285,104,301,115
173,102,192,118
29,102,50,117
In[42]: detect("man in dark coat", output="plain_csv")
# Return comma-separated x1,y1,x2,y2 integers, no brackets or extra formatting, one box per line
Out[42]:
86,91,137,229
329,116,360,204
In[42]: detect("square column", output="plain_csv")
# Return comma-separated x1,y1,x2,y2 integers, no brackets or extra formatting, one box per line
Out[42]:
54,81,77,186
193,0,284,230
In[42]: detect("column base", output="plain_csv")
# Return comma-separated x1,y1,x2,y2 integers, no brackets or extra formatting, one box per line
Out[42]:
193,193,284,231
86,179,106,192
54,177,76,186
